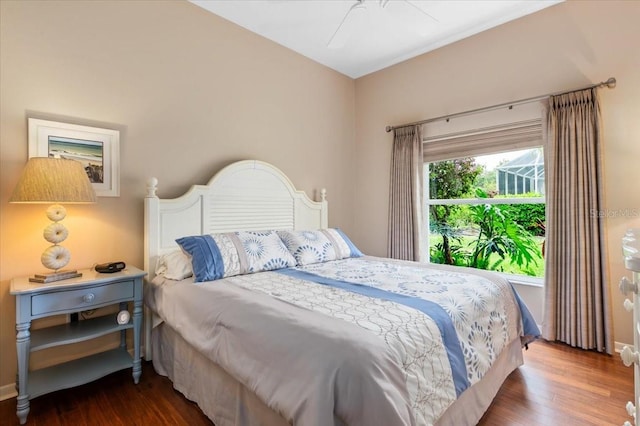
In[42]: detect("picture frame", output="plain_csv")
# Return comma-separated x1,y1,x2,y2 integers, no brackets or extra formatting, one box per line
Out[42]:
28,118,120,197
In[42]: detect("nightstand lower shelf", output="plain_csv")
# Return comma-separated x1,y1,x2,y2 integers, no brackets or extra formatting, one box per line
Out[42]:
31,315,133,351
28,347,133,399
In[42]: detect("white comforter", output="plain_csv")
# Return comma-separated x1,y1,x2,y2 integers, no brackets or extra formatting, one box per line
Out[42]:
147,257,531,425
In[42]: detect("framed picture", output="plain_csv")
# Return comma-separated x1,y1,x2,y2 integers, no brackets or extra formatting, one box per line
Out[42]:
28,118,120,197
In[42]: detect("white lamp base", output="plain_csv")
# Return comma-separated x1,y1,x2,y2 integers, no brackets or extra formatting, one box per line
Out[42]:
29,270,82,283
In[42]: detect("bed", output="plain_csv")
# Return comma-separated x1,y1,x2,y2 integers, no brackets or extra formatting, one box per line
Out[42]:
143,160,539,426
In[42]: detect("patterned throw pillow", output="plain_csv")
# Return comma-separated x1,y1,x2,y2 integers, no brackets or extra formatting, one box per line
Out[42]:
176,230,296,282
233,230,297,273
277,228,363,266
277,230,337,265
211,233,241,277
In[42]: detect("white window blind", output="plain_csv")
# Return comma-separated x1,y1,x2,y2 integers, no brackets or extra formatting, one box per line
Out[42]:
422,101,545,162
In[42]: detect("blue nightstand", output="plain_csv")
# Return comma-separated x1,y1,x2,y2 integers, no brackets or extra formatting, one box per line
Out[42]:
10,266,146,424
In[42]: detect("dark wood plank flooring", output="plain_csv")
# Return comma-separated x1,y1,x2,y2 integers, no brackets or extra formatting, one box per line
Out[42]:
0,340,633,425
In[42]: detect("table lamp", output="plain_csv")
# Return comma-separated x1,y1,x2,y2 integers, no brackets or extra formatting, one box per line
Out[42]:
10,157,97,283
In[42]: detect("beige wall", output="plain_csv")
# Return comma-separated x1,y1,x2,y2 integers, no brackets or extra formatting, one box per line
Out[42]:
354,0,640,345
2,0,638,395
0,1,355,389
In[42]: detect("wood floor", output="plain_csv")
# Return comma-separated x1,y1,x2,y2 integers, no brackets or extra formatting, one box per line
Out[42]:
0,340,633,425
478,341,633,425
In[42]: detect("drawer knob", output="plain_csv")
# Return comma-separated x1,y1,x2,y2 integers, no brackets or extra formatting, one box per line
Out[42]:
621,346,639,367
620,276,638,295
83,293,95,303
626,401,636,417
624,299,635,312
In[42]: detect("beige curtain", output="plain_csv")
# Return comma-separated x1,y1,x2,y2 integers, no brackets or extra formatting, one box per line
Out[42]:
543,88,613,354
388,125,423,261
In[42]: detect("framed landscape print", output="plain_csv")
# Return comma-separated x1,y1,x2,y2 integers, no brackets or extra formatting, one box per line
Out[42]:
28,118,120,197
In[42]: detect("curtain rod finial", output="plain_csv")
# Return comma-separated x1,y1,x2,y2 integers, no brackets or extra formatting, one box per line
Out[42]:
605,77,616,89
385,126,392,133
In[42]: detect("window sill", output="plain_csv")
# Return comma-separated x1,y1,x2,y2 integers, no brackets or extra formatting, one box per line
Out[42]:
499,272,544,288
425,261,544,288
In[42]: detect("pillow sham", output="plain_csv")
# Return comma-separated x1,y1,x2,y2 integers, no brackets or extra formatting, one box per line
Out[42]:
277,229,336,265
325,228,364,258
155,250,193,280
277,228,363,265
176,230,296,282
234,230,297,273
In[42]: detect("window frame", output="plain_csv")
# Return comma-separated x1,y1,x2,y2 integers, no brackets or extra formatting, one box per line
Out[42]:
420,102,548,282
423,148,546,285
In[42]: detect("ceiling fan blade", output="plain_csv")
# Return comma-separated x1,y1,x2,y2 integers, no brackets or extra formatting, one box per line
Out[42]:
382,0,437,37
327,1,367,49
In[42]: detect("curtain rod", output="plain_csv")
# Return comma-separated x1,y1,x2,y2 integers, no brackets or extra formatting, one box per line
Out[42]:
385,77,617,133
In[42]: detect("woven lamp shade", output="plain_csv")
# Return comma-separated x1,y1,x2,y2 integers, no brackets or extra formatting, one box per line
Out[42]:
10,157,97,204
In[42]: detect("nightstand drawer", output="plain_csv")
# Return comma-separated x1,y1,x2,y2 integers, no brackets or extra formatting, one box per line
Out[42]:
31,281,134,315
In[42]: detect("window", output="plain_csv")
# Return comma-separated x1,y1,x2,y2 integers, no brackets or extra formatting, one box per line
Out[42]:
425,148,545,278
421,103,546,280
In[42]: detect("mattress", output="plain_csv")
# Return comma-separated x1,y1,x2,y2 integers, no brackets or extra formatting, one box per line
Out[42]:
146,256,538,425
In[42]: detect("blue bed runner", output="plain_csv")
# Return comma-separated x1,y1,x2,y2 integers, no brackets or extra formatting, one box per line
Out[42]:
509,287,541,343
276,268,471,396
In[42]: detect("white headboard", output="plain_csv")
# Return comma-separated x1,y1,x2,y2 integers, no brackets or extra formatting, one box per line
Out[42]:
144,160,328,280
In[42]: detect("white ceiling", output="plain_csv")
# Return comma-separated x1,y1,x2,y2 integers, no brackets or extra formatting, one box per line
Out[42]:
191,0,562,79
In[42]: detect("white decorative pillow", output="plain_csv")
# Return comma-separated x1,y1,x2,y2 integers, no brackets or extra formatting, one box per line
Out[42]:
277,228,363,265
277,230,337,265
155,250,193,280
232,230,297,273
176,230,296,282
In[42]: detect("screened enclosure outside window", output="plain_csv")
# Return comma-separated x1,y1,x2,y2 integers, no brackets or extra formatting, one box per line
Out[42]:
425,147,546,278
496,149,545,195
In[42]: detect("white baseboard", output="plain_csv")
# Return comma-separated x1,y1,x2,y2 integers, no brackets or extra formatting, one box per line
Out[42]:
0,383,17,401
616,341,633,353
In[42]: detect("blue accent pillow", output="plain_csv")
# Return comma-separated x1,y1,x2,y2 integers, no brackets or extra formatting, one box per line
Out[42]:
176,235,225,282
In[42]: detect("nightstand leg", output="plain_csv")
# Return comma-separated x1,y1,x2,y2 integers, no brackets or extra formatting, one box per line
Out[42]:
16,321,30,425
132,299,142,384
